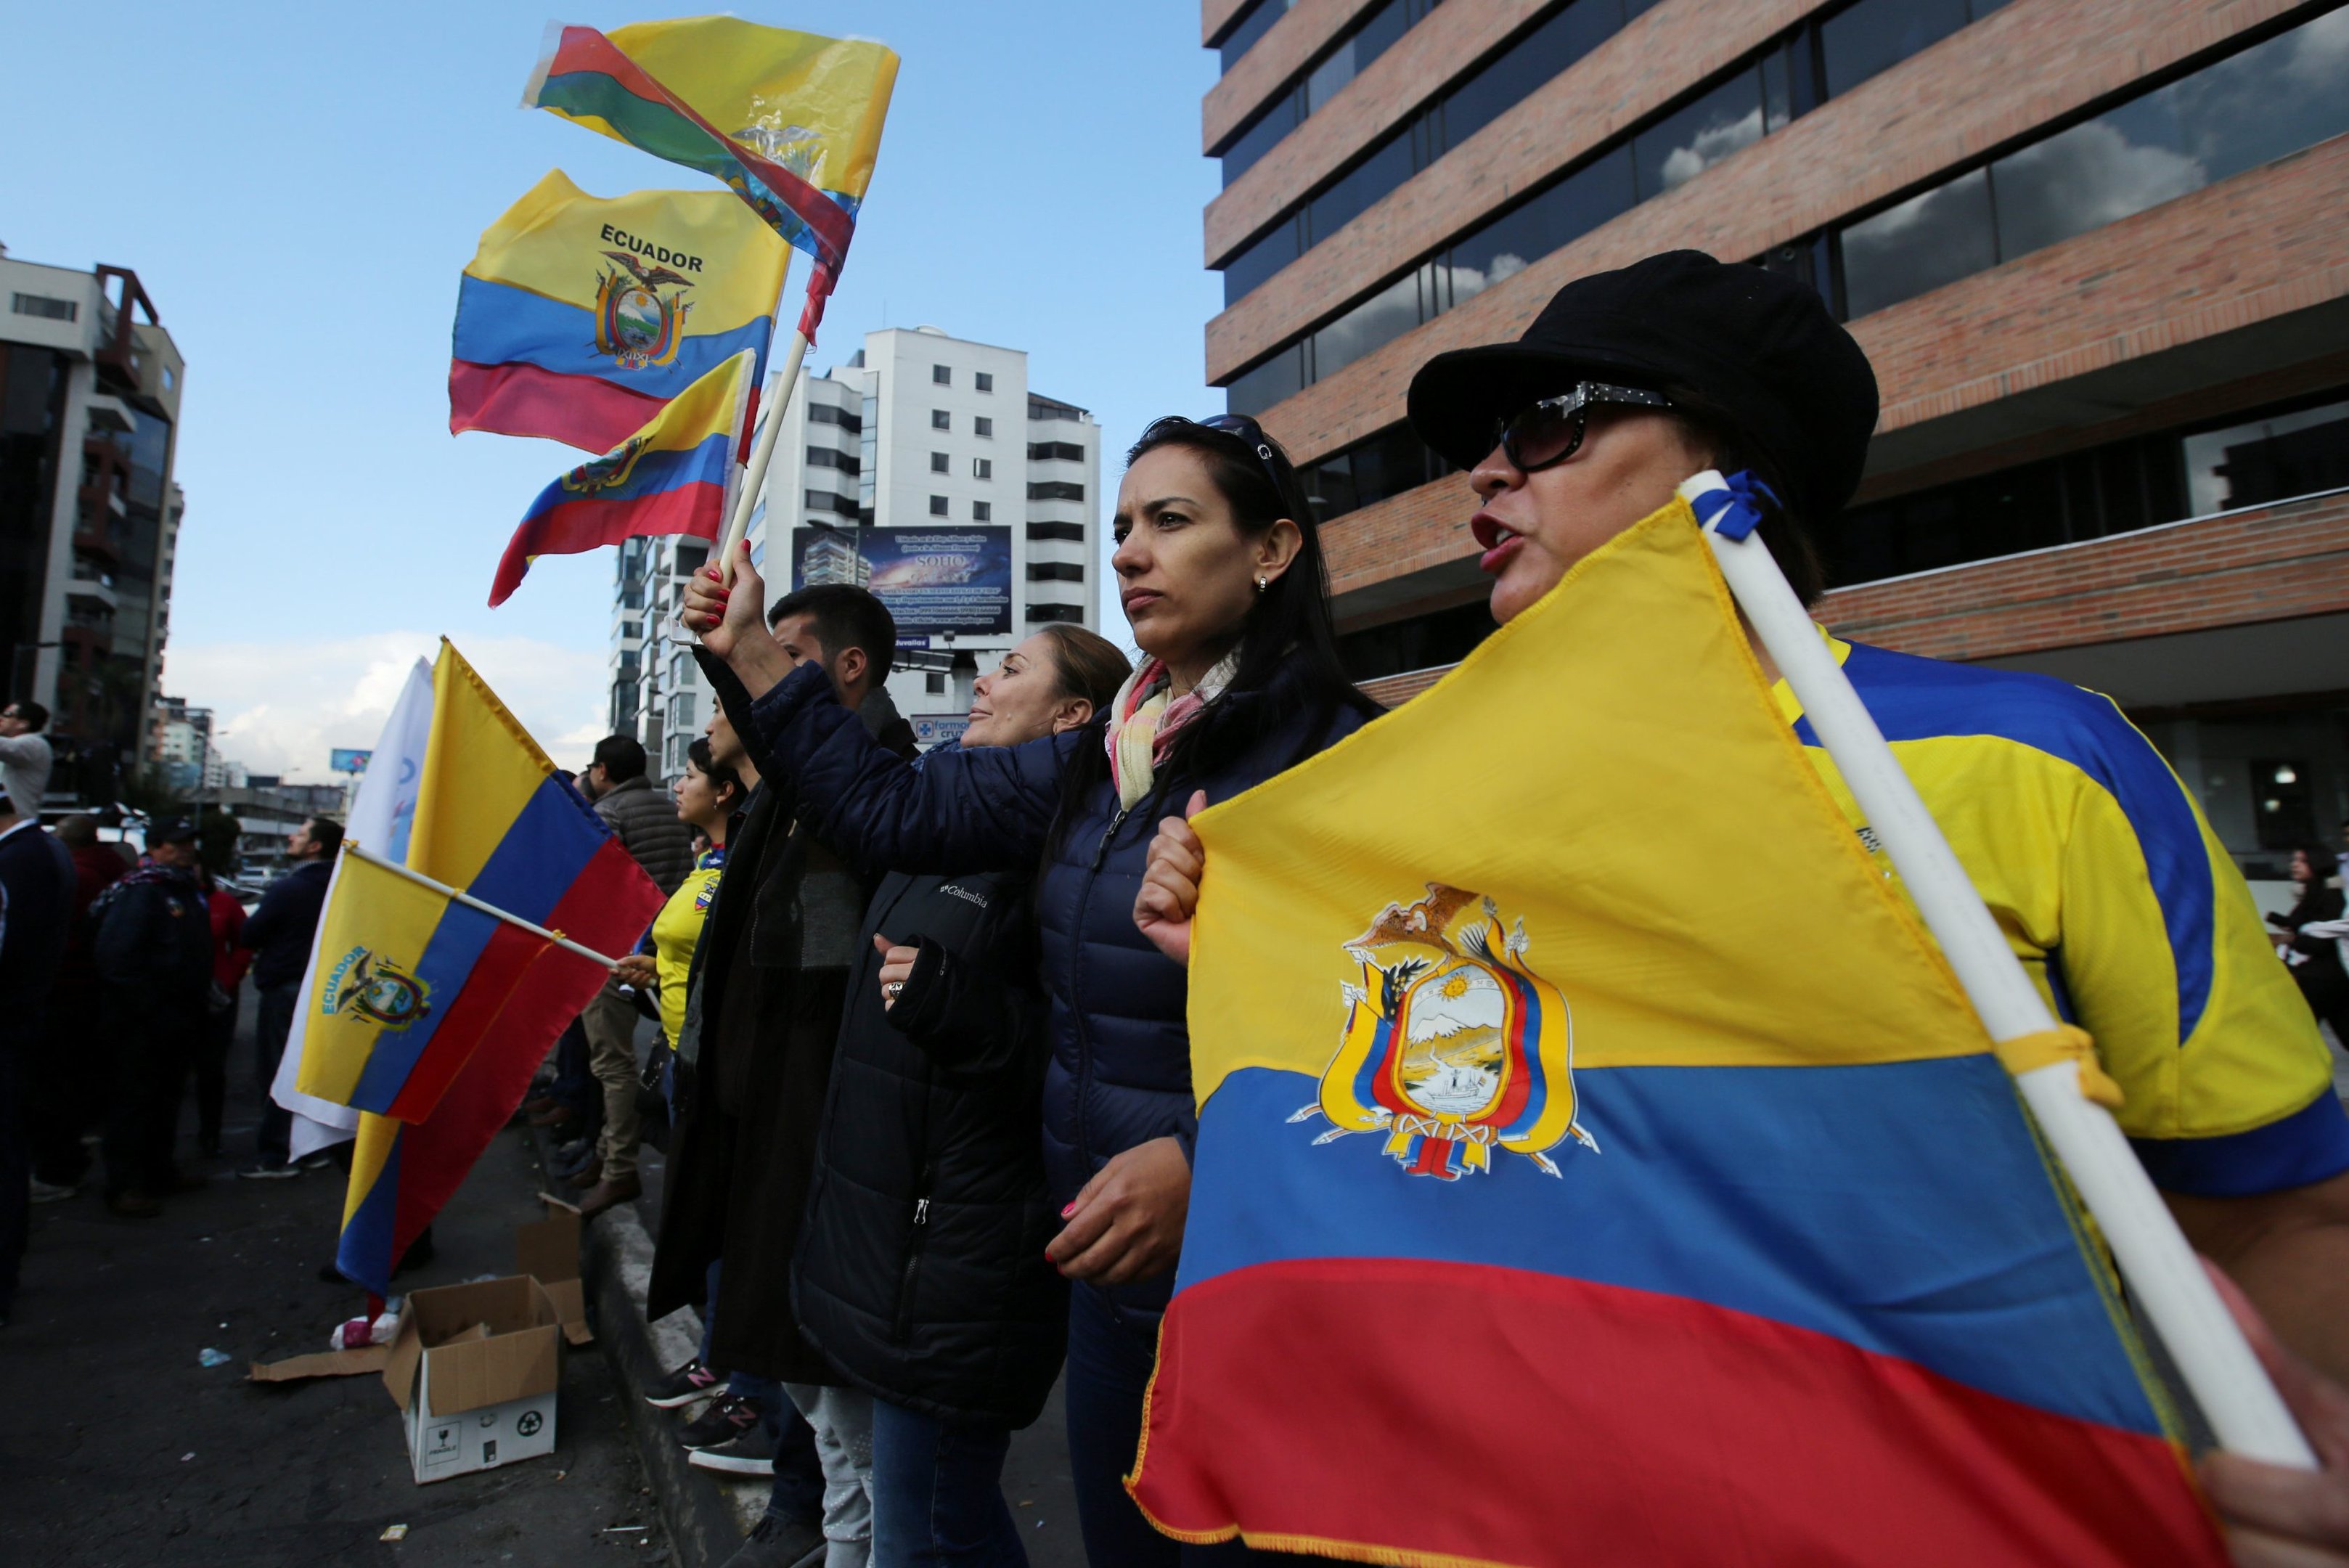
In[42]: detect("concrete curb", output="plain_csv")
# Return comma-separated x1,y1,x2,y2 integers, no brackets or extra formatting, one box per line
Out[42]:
531,1125,756,1568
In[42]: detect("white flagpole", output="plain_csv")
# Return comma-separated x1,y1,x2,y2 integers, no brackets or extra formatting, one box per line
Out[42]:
716,326,809,582
1681,469,2316,1469
345,841,624,970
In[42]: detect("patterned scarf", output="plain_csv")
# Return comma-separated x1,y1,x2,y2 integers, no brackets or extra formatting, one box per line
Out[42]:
1106,651,1240,811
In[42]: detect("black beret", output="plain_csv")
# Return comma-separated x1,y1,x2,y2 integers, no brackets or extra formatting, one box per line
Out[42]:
151,817,200,846
1406,250,1879,523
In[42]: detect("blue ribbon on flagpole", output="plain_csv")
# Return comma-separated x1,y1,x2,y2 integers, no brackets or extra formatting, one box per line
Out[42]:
1689,470,1784,541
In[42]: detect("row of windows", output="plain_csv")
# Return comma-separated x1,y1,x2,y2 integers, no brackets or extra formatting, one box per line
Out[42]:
1029,481,1085,502
1029,440,1085,462
1028,520,1085,542
9,293,76,322
1826,387,2349,589
1804,7,2349,322
1028,561,1084,581
1230,1,2329,419
1217,0,1443,185
931,409,999,438
1028,603,1085,624
927,494,995,521
806,488,859,516
1029,396,1087,423
1213,0,1292,73
931,364,997,393
807,445,859,474
808,402,862,433
931,452,995,480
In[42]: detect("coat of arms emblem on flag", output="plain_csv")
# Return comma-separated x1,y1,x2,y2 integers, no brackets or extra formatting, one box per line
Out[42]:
1303,884,1596,1179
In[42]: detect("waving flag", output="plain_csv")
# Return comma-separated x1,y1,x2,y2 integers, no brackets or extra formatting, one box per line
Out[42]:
300,642,658,1121
522,17,897,338
1132,501,2226,1566
332,643,663,1294
451,170,790,454
490,346,755,605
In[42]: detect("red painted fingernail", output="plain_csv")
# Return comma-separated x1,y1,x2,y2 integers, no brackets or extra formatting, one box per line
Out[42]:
1061,1202,1077,1218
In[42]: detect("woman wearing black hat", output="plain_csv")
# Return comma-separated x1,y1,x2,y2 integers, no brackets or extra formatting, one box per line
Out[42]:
1140,250,2349,1561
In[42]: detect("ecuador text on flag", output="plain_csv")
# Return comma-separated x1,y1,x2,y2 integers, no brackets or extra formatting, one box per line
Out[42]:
490,346,753,606
1129,499,2226,1567
450,169,789,454
522,17,896,274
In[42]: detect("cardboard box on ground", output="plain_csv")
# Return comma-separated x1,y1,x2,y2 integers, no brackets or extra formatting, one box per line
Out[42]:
250,1197,594,1485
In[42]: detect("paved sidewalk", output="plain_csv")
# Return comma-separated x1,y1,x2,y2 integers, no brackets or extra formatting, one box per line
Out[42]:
0,1010,667,1568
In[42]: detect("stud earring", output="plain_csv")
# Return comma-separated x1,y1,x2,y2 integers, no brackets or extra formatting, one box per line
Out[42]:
1255,576,1268,593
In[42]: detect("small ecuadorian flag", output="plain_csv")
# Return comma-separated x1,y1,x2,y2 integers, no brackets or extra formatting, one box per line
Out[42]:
299,642,659,1123
329,643,663,1296
1131,500,2229,1567
489,346,754,606
522,16,897,335
451,169,790,454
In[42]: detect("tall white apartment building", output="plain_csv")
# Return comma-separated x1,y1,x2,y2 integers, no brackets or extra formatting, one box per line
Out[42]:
610,324,1102,775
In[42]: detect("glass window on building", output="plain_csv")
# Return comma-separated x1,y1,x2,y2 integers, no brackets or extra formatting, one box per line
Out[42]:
973,499,992,521
931,409,951,430
1838,166,1998,320
929,494,949,515
975,415,994,437
976,372,994,393
1439,149,1634,311
2182,397,2349,518
933,364,952,385
1818,0,1985,99
2137,708,2349,882
931,451,950,473
1633,68,1771,200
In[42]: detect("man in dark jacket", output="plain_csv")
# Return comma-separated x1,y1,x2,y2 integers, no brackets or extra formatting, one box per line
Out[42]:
28,816,128,1196
650,584,912,1568
236,817,341,1177
0,788,75,1325
573,733,695,1216
91,818,213,1217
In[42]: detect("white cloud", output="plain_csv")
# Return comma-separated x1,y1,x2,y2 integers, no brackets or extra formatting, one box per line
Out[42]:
164,633,609,783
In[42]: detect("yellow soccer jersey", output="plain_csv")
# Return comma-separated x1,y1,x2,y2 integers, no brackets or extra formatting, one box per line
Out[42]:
1779,636,2349,1196
650,850,725,1044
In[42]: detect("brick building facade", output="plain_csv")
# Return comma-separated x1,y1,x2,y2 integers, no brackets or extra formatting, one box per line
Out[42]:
1201,0,2349,876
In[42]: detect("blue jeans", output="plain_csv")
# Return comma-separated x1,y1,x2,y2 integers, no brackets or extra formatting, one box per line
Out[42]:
1063,1282,1312,1567
870,1398,1022,1568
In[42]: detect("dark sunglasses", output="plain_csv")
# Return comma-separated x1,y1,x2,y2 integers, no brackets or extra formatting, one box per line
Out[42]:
1495,383,1674,473
1196,413,1288,494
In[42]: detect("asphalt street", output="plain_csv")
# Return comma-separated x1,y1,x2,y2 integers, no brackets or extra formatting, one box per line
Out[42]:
0,1003,668,1568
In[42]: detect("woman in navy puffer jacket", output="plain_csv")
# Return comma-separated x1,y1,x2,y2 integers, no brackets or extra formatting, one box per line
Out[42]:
685,416,1380,1567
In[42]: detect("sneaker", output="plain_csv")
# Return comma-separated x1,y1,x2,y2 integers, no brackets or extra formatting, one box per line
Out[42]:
679,1390,761,1451
238,1162,300,1180
687,1422,778,1477
28,1177,78,1204
645,1357,725,1410
719,1511,827,1568
299,1153,335,1171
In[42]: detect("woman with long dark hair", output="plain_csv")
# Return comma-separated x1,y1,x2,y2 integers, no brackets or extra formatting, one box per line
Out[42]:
682,415,1378,1566
2271,841,2349,1043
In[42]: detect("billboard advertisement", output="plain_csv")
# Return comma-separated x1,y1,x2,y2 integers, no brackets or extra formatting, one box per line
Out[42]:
791,526,1012,640
330,748,373,775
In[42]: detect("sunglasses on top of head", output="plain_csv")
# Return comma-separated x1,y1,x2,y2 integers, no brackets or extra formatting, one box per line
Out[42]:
1495,383,1674,473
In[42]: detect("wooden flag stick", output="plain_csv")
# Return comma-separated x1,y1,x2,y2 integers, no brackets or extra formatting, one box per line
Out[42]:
344,841,624,970
1683,470,2316,1469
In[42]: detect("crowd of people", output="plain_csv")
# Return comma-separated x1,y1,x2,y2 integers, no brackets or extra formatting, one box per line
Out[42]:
5,250,2349,1567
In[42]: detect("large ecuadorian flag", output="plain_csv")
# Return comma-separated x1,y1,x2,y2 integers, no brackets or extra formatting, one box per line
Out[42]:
330,643,663,1294
1131,500,2228,1566
522,16,897,334
489,346,755,605
451,169,790,454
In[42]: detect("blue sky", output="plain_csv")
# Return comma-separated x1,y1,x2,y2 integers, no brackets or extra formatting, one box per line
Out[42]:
1,2,1220,776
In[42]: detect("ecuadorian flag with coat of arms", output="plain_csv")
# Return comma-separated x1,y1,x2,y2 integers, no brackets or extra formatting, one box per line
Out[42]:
451,169,790,455
306,644,663,1294
1129,500,2229,1567
489,344,755,606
